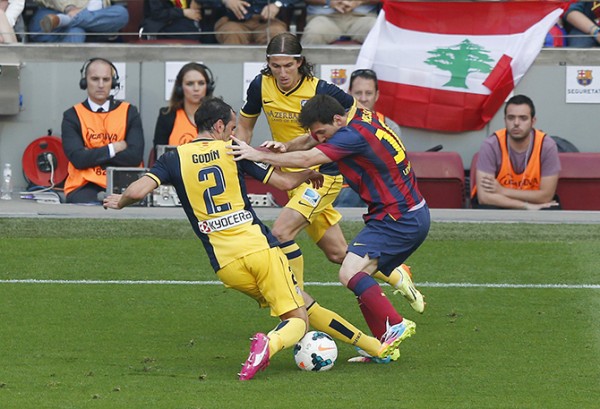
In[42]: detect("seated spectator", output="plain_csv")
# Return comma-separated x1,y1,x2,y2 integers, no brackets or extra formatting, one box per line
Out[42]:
210,0,289,44
544,22,567,47
334,68,401,208
349,68,401,136
62,58,144,204
471,95,561,210
563,1,600,47
28,0,128,43
0,0,24,43
153,62,215,153
301,0,377,45
141,0,202,42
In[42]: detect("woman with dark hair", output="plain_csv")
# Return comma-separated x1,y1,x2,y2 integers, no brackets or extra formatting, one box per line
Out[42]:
152,62,216,152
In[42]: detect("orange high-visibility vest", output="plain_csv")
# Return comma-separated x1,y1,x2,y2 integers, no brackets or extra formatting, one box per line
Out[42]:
64,102,130,194
471,129,546,198
168,108,197,146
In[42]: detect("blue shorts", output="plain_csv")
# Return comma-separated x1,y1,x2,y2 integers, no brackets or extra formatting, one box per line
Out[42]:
347,204,430,276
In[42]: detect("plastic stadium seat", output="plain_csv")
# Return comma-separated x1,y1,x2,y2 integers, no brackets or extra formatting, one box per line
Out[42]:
556,153,600,210
408,151,466,209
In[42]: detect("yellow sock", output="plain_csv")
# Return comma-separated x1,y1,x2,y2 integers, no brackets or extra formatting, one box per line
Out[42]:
307,302,380,357
267,317,307,358
374,269,402,289
279,240,304,289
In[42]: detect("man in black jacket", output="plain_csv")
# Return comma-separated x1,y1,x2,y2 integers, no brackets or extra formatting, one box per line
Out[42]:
61,58,144,204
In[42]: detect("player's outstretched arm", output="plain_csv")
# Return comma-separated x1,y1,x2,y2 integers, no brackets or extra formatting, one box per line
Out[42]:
103,194,123,209
284,133,319,152
103,176,157,210
228,136,330,168
259,140,287,152
267,169,324,191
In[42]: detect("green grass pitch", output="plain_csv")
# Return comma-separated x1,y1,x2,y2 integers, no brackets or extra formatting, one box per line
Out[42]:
0,218,599,408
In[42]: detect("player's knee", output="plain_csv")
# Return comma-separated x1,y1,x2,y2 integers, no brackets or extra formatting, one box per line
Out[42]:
325,250,345,265
281,307,309,329
338,269,353,287
301,290,315,307
271,224,295,242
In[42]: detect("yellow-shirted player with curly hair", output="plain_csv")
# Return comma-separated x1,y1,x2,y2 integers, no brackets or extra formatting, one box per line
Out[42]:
104,97,394,380
236,34,419,358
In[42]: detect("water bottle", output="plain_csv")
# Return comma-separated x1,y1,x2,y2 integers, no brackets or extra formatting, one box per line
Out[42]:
1,163,13,200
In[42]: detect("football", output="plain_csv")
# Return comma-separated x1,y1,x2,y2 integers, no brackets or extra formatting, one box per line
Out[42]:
293,331,338,372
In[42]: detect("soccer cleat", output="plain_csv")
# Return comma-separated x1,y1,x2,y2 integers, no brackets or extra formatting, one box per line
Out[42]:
348,347,400,363
378,319,416,359
238,333,270,381
393,264,426,313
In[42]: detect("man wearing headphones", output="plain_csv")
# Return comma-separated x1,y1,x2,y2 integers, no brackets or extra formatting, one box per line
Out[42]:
152,62,215,156
61,57,145,204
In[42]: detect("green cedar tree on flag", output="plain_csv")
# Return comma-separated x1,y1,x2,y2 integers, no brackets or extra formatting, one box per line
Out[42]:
356,1,563,132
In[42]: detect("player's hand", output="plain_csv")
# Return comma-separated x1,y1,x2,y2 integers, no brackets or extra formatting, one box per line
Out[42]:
306,170,324,189
224,0,250,20
260,140,287,153
227,135,262,162
103,194,123,210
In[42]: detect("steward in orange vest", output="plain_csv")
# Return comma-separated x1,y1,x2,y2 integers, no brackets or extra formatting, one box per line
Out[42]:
471,128,546,199
62,99,145,203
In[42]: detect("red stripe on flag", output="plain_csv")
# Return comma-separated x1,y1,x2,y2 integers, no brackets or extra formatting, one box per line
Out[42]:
482,54,514,125
383,1,564,35
375,80,513,132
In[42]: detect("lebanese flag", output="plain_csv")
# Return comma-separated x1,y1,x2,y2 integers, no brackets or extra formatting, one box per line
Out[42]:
356,1,563,132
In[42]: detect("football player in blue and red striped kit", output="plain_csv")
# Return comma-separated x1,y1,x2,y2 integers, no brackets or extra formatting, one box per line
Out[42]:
230,94,430,362
104,96,391,378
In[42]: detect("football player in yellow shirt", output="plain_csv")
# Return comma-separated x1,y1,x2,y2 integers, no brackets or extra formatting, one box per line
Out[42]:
236,33,420,352
104,97,392,379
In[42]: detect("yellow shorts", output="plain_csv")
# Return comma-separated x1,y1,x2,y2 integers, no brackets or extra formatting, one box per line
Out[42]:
216,247,304,317
285,174,344,243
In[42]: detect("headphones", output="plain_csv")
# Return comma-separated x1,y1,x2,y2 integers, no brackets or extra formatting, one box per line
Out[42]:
174,62,216,99
79,57,120,90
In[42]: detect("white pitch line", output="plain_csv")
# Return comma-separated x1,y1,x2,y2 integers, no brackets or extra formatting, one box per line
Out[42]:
0,279,598,289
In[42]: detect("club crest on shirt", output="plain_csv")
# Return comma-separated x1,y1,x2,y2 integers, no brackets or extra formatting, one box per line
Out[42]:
301,188,321,207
